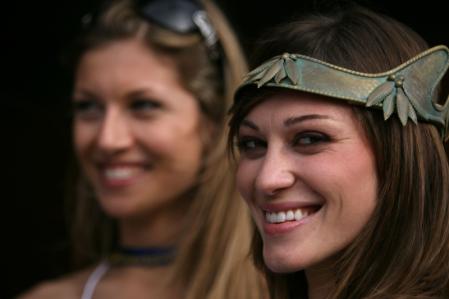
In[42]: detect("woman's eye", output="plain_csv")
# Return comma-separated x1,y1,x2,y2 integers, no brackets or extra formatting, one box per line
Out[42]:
237,137,266,157
130,99,161,112
293,132,330,146
72,99,103,119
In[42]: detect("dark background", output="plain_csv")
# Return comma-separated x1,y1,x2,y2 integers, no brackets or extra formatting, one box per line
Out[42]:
3,0,448,298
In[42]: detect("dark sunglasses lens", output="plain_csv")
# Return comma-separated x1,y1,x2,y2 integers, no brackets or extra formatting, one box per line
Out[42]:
139,0,201,34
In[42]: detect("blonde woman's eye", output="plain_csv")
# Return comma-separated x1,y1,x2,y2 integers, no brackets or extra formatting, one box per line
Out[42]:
131,99,161,111
72,99,103,120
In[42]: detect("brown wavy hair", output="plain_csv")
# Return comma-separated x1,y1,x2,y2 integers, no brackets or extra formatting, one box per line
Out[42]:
228,4,449,299
65,0,266,298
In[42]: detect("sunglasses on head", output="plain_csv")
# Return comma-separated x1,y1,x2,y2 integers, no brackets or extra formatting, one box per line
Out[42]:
82,0,219,59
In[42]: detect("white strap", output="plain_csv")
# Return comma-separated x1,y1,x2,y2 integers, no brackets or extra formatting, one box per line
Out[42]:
81,261,110,299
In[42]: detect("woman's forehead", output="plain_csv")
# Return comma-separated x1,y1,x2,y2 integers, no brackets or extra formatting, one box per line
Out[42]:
246,90,354,120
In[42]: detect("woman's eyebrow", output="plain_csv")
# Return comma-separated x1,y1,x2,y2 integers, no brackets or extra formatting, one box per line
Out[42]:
284,114,331,127
72,89,97,99
125,88,160,100
240,119,259,131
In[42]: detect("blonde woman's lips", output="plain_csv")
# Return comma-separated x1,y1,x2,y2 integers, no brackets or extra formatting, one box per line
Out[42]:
99,163,150,188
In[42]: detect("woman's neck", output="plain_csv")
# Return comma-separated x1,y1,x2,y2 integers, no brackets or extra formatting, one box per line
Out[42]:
118,197,190,247
305,262,335,299
99,264,183,299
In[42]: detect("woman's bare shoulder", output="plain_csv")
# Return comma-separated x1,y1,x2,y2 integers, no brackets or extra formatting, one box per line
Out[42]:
17,268,93,299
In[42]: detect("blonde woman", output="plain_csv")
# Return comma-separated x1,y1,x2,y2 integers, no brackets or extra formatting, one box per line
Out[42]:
19,0,266,298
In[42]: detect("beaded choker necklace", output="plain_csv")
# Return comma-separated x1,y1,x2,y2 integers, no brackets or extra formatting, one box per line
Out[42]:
108,246,176,267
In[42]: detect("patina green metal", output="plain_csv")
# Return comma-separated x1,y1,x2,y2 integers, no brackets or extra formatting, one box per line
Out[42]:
235,46,449,141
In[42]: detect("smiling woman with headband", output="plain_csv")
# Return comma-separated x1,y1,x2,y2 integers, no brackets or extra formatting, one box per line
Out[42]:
18,0,266,299
228,3,449,299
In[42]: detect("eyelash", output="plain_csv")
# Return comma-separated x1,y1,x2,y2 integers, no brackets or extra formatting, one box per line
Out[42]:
237,137,266,152
71,98,162,119
236,131,331,157
130,99,161,111
72,99,103,119
292,131,330,146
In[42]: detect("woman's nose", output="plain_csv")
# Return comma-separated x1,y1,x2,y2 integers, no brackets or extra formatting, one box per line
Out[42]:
255,148,295,197
97,107,133,152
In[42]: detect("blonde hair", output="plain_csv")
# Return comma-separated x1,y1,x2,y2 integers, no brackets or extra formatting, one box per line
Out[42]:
66,0,266,298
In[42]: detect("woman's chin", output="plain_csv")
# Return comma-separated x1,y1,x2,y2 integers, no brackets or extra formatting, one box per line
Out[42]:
263,248,307,273
98,198,140,219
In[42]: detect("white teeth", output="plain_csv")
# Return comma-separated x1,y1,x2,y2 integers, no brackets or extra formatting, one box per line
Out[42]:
294,209,303,221
286,210,294,221
277,212,286,222
104,168,133,180
265,213,272,223
265,208,312,224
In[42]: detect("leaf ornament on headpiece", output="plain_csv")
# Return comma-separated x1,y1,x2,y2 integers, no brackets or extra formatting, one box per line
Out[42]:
366,74,416,126
237,46,449,140
244,53,301,87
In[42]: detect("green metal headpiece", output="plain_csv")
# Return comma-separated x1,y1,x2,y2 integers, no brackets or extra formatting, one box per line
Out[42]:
235,45,449,141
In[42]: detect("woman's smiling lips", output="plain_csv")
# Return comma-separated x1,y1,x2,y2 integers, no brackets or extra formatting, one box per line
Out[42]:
260,201,322,236
97,162,152,188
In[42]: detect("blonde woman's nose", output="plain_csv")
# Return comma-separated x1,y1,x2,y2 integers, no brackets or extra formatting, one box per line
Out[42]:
97,106,133,151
